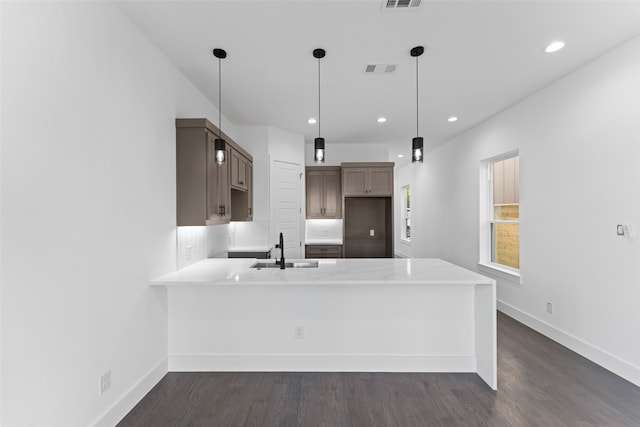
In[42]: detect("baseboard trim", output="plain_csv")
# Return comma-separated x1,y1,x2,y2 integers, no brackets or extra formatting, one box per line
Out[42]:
169,354,475,373
497,300,640,387
90,357,168,427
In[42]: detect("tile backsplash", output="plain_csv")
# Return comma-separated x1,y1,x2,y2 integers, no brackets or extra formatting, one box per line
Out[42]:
176,219,341,270
229,220,270,249
177,224,229,270
305,219,343,241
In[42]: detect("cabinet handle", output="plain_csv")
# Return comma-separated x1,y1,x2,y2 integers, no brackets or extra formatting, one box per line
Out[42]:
239,181,244,185
248,207,252,215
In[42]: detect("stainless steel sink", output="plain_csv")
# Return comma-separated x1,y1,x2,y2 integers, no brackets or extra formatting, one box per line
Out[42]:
250,260,319,269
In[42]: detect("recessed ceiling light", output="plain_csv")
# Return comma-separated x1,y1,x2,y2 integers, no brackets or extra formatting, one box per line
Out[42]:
397,154,404,158
447,116,458,122
377,117,387,123
544,41,565,54
307,118,317,124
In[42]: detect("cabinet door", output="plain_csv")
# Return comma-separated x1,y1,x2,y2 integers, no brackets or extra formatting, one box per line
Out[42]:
230,149,248,191
246,162,253,220
306,170,324,218
220,146,231,220
323,169,342,218
176,128,208,226
368,168,393,196
207,136,230,223
238,156,248,189
342,168,368,196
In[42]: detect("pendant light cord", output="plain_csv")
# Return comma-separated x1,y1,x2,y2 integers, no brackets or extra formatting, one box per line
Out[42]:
415,55,419,137
318,57,321,138
218,58,222,135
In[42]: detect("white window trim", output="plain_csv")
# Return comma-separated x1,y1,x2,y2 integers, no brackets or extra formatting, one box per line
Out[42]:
479,151,520,282
400,185,411,243
478,262,521,284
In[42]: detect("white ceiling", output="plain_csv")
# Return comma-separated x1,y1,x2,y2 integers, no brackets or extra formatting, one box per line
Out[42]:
116,0,640,158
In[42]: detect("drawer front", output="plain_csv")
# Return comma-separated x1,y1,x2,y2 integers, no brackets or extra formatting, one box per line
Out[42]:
305,245,342,258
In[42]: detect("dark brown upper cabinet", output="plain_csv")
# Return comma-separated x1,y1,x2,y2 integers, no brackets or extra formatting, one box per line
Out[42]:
230,148,251,192
306,166,342,219
176,118,252,226
341,163,394,197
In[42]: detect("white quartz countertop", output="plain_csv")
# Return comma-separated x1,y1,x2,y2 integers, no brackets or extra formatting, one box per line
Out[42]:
151,258,494,286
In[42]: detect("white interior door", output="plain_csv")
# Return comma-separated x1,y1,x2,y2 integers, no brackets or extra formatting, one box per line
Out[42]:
270,160,302,259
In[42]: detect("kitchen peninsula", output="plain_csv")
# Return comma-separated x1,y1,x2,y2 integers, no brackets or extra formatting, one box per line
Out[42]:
152,258,497,389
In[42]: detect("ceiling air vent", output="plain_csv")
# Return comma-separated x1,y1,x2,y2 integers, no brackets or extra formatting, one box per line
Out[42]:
365,64,397,74
383,0,421,10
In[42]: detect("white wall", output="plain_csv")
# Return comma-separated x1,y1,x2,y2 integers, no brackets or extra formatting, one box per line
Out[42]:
1,2,234,425
397,35,640,385
237,126,305,253
236,126,306,216
270,126,305,166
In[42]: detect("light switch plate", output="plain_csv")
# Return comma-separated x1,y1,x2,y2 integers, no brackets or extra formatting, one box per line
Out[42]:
617,224,633,238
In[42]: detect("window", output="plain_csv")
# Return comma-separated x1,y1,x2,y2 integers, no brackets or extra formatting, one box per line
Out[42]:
401,185,411,242
482,154,520,272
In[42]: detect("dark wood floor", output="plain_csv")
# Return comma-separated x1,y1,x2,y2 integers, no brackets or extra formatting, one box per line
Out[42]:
118,312,640,426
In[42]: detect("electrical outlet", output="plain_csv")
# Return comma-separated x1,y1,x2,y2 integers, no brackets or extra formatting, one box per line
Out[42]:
186,245,192,260
369,229,375,237
546,302,553,314
294,326,304,339
99,370,111,395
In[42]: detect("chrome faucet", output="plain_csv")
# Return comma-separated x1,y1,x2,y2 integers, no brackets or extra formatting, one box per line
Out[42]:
275,232,285,269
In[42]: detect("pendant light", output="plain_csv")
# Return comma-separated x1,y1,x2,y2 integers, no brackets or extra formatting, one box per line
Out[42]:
313,48,326,164
213,48,227,164
410,46,424,163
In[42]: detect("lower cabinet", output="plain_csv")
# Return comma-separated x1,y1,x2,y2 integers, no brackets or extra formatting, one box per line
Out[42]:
305,245,342,259
228,249,271,259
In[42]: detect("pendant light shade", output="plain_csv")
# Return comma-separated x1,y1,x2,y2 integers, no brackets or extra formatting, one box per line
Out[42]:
412,137,423,163
214,138,226,163
410,46,424,163
314,137,325,163
213,48,227,164
313,48,326,164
